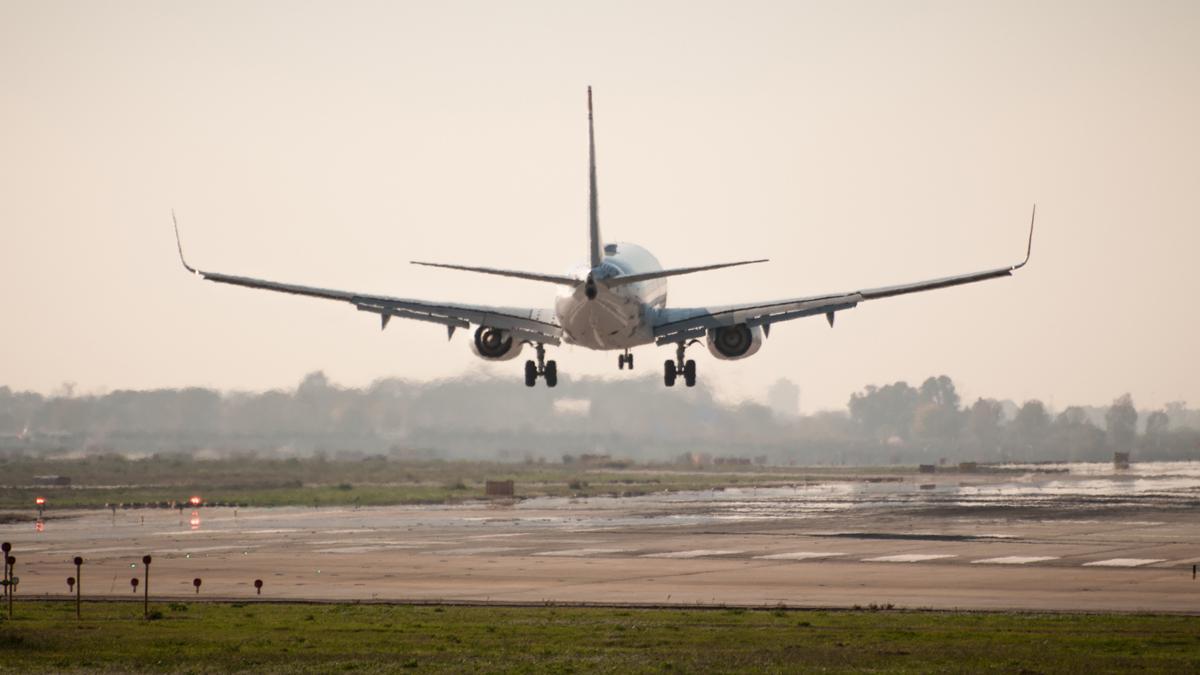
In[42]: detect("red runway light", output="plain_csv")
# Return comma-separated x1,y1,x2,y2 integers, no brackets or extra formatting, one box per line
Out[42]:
189,496,201,506
35,497,45,506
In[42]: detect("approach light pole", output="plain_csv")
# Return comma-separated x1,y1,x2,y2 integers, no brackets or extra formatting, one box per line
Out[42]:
73,556,83,619
141,555,152,619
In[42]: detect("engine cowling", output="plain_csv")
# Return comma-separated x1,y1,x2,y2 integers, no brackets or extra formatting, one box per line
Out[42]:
706,323,764,360
471,326,524,361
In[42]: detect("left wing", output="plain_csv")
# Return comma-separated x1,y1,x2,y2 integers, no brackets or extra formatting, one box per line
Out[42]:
173,214,562,344
654,208,1035,345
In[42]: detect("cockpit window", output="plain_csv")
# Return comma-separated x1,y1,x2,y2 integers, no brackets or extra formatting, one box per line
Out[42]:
604,244,618,255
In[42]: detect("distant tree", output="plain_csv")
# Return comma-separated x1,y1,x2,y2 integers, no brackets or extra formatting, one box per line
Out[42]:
1105,393,1138,452
848,382,919,442
918,375,961,409
911,376,963,447
1051,406,1105,461
1142,410,1170,453
1009,400,1050,460
1145,410,1170,436
965,398,1004,456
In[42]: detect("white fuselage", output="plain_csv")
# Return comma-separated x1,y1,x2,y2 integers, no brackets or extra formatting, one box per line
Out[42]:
554,242,667,350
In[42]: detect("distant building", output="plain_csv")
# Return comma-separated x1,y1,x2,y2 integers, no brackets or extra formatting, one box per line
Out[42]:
485,480,514,497
34,475,71,486
767,378,800,418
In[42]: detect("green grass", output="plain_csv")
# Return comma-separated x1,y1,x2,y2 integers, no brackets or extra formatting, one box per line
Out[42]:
1,601,1197,673
0,455,910,510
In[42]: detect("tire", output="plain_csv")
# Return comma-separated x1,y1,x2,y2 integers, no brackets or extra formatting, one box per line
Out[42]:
524,360,537,387
544,360,558,387
627,353,634,369
618,355,625,370
683,359,697,388
663,360,676,387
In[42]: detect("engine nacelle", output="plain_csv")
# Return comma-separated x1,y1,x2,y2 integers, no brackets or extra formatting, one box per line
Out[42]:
471,326,524,361
706,323,764,360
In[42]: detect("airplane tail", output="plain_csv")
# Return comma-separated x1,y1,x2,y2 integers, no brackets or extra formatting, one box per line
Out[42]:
587,86,603,269
411,88,769,290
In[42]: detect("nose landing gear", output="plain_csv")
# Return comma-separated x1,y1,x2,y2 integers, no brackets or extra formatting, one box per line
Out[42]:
663,341,697,387
618,350,634,370
525,343,557,387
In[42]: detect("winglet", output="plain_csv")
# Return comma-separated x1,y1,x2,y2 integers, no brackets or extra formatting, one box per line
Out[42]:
1013,204,1036,270
172,210,200,275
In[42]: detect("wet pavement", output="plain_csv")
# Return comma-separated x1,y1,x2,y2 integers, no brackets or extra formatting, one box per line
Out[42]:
3,462,1199,612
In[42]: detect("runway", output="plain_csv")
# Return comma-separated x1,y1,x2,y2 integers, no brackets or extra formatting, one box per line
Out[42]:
5,462,1200,612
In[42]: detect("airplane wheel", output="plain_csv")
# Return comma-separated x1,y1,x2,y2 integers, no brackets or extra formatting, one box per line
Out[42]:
627,353,634,369
524,360,537,387
663,360,676,387
544,360,558,387
617,355,625,370
683,359,697,388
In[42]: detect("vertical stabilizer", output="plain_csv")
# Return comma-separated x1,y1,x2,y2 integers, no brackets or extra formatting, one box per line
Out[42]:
587,86,603,268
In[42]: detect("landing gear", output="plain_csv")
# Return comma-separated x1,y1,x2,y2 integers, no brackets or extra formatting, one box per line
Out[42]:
524,343,557,387
618,350,634,370
664,341,698,388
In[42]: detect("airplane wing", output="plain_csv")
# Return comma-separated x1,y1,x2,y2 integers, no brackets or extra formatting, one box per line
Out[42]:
173,216,562,344
653,209,1035,345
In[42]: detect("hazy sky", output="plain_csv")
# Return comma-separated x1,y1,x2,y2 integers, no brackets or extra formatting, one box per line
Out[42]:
2,1,1197,411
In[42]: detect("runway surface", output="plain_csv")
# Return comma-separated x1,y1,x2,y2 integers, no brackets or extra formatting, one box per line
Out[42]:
5,462,1200,612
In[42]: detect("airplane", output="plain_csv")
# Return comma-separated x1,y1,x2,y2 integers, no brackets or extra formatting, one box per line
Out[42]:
173,87,1034,389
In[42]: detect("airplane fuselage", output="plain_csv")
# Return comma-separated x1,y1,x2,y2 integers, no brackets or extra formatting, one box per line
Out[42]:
555,242,666,350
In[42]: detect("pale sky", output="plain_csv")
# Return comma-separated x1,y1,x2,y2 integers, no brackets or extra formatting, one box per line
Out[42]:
1,1,1197,412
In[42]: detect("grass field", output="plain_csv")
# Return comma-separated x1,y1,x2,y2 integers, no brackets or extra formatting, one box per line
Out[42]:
0,455,910,510
1,601,1198,673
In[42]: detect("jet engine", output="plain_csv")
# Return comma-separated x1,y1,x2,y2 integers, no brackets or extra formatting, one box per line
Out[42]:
706,323,763,360
471,326,524,361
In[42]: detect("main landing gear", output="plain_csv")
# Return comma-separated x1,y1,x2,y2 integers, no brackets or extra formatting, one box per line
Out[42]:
525,343,557,388
663,341,697,388
617,350,634,370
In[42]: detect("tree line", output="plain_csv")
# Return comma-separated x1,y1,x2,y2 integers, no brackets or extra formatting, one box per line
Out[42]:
0,373,1196,464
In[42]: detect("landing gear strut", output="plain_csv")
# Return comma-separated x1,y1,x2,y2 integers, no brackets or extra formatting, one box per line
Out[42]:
663,341,697,388
617,350,634,370
525,343,557,388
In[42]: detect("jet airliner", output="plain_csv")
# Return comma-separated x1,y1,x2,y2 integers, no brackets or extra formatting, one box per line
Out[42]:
173,88,1034,388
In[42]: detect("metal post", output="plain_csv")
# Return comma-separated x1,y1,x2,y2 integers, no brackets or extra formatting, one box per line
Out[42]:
74,556,83,620
142,555,152,619
6,555,14,619
1,543,9,604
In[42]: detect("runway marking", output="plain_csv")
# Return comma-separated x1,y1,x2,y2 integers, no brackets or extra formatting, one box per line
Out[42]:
862,554,956,563
754,552,846,561
1083,558,1166,567
641,550,743,559
534,548,628,557
971,556,1059,565
428,546,524,556
315,545,416,554
468,533,530,539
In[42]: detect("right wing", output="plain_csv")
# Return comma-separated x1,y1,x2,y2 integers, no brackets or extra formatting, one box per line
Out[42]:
173,215,562,344
654,208,1035,344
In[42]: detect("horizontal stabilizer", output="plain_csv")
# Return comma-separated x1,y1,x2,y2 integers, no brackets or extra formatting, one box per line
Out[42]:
411,261,578,286
606,259,768,287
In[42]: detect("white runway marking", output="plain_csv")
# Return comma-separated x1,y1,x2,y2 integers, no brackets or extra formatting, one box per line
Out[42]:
971,556,1059,565
534,548,628,557
1083,558,1165,567
641,550,743,559
314,545,415,554
754,552,846,561
862,554,956,563
429,546,523,556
